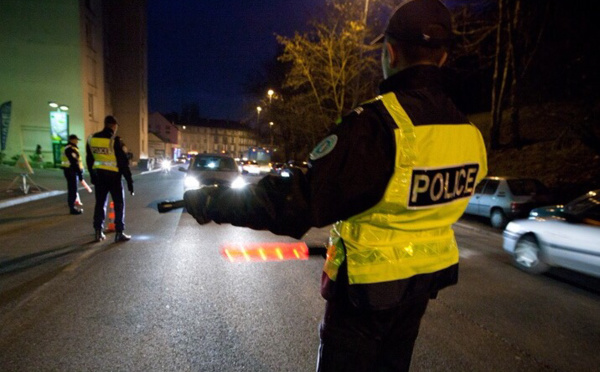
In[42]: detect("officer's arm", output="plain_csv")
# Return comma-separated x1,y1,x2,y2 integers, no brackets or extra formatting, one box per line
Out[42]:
202,168,311,239
85,141,94,172
191,105,394,239
114,137,133,184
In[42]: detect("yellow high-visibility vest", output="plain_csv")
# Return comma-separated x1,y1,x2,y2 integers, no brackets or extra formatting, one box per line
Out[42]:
61,144,83,170
323,92,488,285
88,136,119,172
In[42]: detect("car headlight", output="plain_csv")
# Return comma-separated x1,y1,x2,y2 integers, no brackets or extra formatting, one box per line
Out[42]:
504,221,520,234
184,176,200,190
231,176,247,189
161,160,171,169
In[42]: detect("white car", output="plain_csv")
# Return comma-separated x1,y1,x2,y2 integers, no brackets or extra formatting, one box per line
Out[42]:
502,190,600,278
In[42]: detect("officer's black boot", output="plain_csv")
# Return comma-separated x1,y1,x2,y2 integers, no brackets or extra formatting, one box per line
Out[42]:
114,231,131,243
70,208,83,215
95,229,106,242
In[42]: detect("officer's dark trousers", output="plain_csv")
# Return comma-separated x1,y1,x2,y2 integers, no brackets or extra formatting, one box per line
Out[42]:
63,168,79,211
317,294,430,372
93,171,125,232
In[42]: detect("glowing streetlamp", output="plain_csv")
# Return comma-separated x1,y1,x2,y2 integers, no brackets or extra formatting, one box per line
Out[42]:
269,121,274,146
267,89,274,104
256,106,262,125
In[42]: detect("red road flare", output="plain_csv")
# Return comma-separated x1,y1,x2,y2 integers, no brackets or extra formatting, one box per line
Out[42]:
220,242,309,263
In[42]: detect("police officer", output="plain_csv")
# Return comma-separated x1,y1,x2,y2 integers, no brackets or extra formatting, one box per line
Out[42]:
61,134,84,215
86,115,134,243
184,0,488,370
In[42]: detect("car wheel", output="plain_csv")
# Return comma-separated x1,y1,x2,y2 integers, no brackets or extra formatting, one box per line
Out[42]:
490,208,508,228
513,235,549,274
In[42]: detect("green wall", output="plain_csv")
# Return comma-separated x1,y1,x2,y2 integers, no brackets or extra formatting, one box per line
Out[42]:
0,0,84,164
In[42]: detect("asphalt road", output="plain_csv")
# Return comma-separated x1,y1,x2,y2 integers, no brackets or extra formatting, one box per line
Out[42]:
0,170,599,371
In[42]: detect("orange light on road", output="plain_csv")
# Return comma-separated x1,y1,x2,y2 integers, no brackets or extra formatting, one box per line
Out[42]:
220,242,309,263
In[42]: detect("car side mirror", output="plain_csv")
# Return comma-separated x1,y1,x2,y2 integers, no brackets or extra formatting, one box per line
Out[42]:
179,167,187,172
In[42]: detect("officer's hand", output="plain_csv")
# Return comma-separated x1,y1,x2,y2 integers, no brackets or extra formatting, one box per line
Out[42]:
184,186,218,225
127,181,134,195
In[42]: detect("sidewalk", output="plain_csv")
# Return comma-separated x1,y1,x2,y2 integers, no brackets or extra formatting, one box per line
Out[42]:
0,164,147,210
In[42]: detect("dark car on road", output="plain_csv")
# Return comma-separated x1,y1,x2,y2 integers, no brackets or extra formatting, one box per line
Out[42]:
181,153,246,191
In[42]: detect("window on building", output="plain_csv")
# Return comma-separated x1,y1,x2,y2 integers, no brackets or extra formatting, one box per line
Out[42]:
88,93,94,119
214,135,219,144
85,18,94,51
86,56,97,87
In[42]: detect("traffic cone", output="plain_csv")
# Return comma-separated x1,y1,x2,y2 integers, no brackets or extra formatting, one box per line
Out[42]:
106,201,116,232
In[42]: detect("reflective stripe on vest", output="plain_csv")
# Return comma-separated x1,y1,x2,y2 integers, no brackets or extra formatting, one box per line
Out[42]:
89,136,118,172
61,144,83,170
323,92,487,285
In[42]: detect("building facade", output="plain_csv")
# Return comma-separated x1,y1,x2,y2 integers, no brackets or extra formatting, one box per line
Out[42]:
148,112,178,159
176,119,258,159
0,0,147,165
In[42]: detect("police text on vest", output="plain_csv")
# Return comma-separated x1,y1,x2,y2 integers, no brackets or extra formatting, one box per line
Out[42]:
408,164,479,208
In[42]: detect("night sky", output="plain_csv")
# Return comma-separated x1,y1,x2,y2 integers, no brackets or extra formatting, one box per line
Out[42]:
148,0,325,121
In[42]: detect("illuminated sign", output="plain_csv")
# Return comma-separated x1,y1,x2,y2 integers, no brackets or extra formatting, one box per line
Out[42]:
50,111,69,143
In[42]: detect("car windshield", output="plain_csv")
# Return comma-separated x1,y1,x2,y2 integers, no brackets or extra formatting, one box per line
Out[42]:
192,156,237,171
565,191,600,216
507,179,548,196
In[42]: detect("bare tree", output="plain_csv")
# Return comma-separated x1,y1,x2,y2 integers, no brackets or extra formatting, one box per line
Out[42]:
275,0,379,144
453,0,548,150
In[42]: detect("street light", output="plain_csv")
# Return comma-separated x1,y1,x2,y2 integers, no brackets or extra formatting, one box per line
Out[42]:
267,89,274,104
269,122,274,147
256,106,262,125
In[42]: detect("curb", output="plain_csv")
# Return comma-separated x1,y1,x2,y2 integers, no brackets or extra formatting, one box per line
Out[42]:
0,190,66,209
0,170,154,210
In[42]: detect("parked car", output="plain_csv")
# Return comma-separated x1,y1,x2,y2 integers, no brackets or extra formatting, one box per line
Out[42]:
464,176,552,228
286,160,309,174
239,160,260,175
503,190,600,278
180,153,246,191
271,162,285,174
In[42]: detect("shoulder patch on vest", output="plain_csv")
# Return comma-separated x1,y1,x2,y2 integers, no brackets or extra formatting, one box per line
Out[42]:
310,135,338,161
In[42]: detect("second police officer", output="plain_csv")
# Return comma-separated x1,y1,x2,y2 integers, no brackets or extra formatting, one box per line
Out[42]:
61,134,84,215
86,115,134,243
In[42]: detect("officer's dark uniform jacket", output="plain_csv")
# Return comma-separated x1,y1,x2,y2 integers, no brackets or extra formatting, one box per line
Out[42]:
61,142,84,180
85,127,133,186
204,65,488,310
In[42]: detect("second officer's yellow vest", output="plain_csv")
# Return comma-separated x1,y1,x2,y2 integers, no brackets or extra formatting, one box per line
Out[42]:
323,92,487,285
61,144,83,170
88,136,119,172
